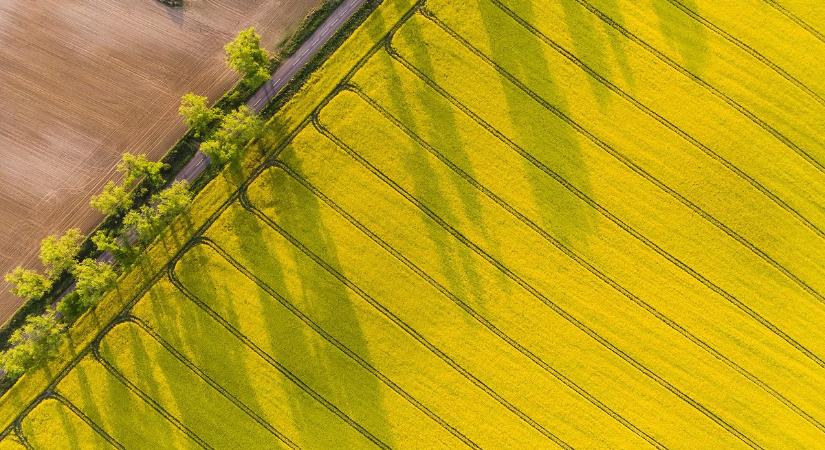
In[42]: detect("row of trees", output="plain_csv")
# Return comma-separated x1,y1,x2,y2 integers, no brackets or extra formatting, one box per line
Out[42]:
0,27,270,381
1,228,115,378
181,28,268,164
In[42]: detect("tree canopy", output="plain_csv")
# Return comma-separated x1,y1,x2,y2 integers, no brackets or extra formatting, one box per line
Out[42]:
0,309,65,379
179,93,222,138
3,267,51,301
72,259,117,307
90,181,133,217
92,230,132,264
117,152,167,188
200,106,262,164
154,180,193,221
39,228,83,279
123,181,192,244
225,27,270,87
90,153,167,217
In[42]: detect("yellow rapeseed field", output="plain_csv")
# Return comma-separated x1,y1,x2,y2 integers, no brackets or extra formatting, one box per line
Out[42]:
2,0,824,447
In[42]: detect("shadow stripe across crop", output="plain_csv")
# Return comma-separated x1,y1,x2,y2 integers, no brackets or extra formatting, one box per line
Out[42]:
484,0,825,241
167,266,390,449
92,348,213,449
569,0,825,175
263,154,664,448
184,238,480,449
664,0,825,107
236,185,571,448
413,8,825,310
125,316,300,449
381,16,825,372
307,98,760,449
49,392,126,450
344,83,825,434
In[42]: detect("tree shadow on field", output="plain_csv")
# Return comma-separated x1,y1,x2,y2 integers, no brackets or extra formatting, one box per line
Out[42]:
473,0,596,253
363,12,492,319
574,0,637,92
235,161,393,447
554,0,633,104
651,0,709,76
170,243,279,442
47,399,82,449
99,321,214,445
58,360,105,443
21,398,81,449
164,267,269,425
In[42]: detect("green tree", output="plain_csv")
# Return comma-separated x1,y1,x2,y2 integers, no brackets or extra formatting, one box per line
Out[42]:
39,228,83,279
0,309,65,379
56,292,85,323
225,27,270,87
200,106,262,164
71,259,117,307
3,267,51,301
90,180,133,217
122,181,192,244
179,93,222,138
154,181,192,224
199,140,227,165
92,230,132,264
90,153,166,217
117,152,167,189
122,206,155,245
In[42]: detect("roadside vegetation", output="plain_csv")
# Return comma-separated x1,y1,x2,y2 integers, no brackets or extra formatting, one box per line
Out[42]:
0,26,272,381
0,9,354,384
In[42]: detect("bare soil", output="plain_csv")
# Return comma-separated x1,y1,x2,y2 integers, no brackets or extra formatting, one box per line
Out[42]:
0,0,323,323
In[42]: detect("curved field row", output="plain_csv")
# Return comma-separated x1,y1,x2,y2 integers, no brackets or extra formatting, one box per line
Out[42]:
238,166,656,447
20,398,116,449
172,245,469,449
206,200,567,448
132,278,378,450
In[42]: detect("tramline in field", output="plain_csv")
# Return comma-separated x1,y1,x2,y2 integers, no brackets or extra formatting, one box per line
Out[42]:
2,0,825,447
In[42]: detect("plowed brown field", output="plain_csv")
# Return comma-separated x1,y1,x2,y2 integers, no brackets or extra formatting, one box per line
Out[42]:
0,0,322,323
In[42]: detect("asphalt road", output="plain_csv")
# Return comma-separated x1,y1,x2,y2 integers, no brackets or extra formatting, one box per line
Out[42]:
176,0,368,183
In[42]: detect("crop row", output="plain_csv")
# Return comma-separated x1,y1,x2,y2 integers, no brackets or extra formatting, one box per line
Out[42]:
342,77,825,430
273,103,813,447
243,11,825,445
208,201,565,446
374,0,815,422
249,136,734,447
402,2,825,314
483,0,825,299
6,0,825,446
375,7,825,368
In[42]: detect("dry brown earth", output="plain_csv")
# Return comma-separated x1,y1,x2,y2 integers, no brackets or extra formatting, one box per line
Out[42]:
0,0,323,323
